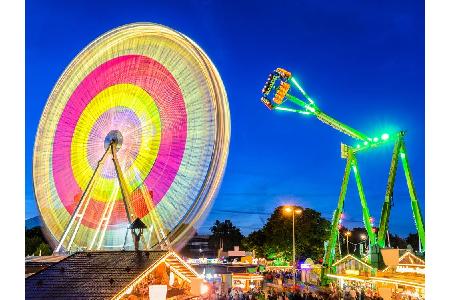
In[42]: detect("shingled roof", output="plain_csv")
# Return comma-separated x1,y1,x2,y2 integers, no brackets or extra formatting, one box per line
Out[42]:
25,251,168,299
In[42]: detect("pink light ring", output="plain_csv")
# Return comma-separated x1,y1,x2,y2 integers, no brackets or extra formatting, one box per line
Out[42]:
52,55,187,221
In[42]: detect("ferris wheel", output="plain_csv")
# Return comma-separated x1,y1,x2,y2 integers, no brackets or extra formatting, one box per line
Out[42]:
33,23,230,252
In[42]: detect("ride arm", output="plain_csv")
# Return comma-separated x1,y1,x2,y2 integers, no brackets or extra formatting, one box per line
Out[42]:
399,143,425,251
351,157,377,245
377,134,402,247
323,155,352,270
283,94,369,141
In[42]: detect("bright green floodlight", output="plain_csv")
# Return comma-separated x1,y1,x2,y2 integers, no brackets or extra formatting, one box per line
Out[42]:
306,106,316,113
363,141,368,146
275,107,297,113
381,133,389,140
291,77,314,104
356,144,361,149
373,137,379,142
291,77,305,94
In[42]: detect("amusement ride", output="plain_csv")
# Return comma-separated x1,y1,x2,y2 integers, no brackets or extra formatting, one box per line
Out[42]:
33,23,230,253
260,68,425,281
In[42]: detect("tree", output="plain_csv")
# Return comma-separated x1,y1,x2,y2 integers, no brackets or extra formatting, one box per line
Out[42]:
209,220,244,251
242,229,265,257
34,242,52,256
243,206,330,262
25,226,51,256
388,233,408,249
406,233,420,251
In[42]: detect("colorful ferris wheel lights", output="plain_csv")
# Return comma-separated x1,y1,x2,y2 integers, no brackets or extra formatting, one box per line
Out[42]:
33,23,230,251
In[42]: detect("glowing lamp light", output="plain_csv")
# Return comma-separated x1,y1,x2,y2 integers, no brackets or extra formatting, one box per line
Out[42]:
400,152,406,159
125,287,133,295
381,133,389,140
200,283,209,295
356,144,361,149
364,141,368,146
149,285,168,300
284,206,302,214
373,137,379,142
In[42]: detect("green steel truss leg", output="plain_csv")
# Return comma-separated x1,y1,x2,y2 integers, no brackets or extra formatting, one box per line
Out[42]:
351,157,376,246
322,156,353,281
399,143,426,251
377,135,402,248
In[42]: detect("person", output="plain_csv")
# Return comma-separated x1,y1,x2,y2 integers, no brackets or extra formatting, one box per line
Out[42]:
349,288,357,300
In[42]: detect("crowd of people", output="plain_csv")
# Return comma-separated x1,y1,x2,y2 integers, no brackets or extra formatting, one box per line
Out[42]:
212,286,326,300
209,285,388,300
201,269,424,300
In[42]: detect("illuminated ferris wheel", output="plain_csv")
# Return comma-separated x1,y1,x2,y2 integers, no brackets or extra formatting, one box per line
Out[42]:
33,23,230,252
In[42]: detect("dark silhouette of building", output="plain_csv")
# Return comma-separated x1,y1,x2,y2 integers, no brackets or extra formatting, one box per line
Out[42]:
180,233,216,258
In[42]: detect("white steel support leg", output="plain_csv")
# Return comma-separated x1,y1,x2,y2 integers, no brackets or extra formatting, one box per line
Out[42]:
138,183,166,245
89,184,119,250
96,185,119,250
55,145,111,253
55,177,97,253
67,189,94,251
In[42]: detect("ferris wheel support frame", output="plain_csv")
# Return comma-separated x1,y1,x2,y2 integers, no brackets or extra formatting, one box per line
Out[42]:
54,141,140,253
54,144,111,253
110,142,135,223
88,184,119,250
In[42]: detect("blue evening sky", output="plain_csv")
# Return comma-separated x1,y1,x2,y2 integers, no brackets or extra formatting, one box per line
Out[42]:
26,0,424,237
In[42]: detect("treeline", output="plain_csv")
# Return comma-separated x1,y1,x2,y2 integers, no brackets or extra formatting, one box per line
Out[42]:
25,227,51,256
209,206,420,264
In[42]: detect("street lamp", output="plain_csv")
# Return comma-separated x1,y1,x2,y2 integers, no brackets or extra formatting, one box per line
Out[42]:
360,234,367,245
284,206,302,286
344,231,351,254
360,234,367,254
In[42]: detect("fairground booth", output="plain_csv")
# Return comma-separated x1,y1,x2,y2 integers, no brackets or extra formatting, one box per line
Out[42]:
299,258,322,285
326,250,425,299
186,247,265,292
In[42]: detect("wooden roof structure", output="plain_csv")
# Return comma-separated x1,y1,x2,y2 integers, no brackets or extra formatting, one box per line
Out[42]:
25,251,199,299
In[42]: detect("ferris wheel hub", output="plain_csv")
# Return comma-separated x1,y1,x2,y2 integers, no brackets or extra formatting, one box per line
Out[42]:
104,130,123,150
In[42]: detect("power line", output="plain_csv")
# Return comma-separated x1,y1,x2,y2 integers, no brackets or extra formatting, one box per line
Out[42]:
210,209,271,216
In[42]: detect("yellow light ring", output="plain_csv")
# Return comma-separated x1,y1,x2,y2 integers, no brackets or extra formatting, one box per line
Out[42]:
33,23,230,250
70,84,161,202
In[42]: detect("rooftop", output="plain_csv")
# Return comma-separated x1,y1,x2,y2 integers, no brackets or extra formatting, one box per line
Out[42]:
26,251,168,299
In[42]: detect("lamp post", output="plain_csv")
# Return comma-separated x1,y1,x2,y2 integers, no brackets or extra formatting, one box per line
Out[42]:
284,206,302,287
344,231,351,254
360,234,367,255
360,234,367,248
